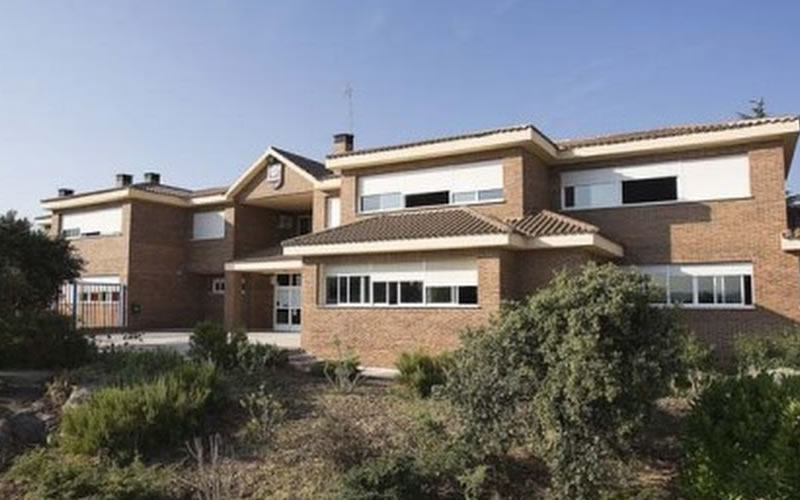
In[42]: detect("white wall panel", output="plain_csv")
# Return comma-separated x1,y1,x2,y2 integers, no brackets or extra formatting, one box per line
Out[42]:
561,154,750,209
61,207,122,235
326,197,341,228
358,161,503,197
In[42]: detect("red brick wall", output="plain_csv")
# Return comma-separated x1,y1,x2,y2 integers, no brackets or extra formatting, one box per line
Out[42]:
550,142,800,351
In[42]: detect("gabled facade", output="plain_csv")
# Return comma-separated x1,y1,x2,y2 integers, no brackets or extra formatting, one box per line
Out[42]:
42,116,800,367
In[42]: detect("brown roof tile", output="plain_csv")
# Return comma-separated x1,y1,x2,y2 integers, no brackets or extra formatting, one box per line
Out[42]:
555,116,799,149
283,207,599,247
283,207,510,247
507,210,598,237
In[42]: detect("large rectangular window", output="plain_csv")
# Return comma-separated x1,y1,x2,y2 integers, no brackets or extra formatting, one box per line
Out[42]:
358,160,504,213
640,263,754,308
561,154,750,210
325,259,479,308
61,207,123,238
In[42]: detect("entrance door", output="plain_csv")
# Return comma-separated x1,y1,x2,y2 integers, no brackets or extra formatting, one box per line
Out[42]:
274,273,301,331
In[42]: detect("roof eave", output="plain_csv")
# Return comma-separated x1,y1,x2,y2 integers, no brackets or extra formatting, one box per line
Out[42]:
555,119,800,164
326,128,560,170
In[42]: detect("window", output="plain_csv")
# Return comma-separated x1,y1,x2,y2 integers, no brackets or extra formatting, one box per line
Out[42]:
325,259,479,308
358,160,504,214
563,183,617,209
326,275,370,305
211,278,225,295
297,215,312,235
561,154,751,211
405,191,449,208
60,207,123,238
360,193,402,212
640,263,754,308
193,211,225,240
278,214,294,229
326,197,341,228
622,177,677,204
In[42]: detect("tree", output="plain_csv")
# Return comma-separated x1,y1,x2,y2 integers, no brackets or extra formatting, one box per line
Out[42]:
0,211,90,369
0,211,82,320
445,263,687,499
737,97,768,119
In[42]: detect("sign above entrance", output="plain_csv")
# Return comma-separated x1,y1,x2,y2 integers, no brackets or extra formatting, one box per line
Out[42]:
266,160,284,189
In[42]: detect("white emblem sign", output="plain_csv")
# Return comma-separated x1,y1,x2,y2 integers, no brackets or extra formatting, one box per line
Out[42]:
266,162,283,188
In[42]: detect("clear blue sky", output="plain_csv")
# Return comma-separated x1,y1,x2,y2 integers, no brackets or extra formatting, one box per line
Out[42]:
2,0,800,218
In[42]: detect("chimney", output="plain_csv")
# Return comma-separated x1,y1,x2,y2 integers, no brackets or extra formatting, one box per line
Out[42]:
58,188,74,197
143,172,160,184
116,173,133,187
332,133,354,155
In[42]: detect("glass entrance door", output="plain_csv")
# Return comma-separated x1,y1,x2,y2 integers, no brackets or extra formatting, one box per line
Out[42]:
274,274,301,331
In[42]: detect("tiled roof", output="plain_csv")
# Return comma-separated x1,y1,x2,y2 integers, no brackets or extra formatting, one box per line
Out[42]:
133,183,193,197
327,124,548,159
326,116,799,159
556,116,799,149
283,207,510,247
507,210,599,237
273,147,334,180
189,186,227,197
283,207,599,247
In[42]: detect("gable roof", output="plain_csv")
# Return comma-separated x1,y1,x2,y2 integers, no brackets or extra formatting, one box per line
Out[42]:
225,146,336,200
507,210,599,237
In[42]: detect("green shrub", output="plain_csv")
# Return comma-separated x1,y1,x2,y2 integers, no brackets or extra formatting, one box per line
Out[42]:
236,342,288,375
734,330,800,373
0,311,95,369
331,454,435,500
680,373,800,499
395,351,451,398
78,348,186,385
189,321,242,368
5,447,173,500
444,263,686,499
59,362,218,461
239,384,286,443
673,333,717,398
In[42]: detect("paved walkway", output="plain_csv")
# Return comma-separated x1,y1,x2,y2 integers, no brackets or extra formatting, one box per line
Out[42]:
91,330,300,354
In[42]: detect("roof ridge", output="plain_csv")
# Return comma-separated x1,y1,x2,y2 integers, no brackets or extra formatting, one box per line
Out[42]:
537,209,599,232
459,206,514,233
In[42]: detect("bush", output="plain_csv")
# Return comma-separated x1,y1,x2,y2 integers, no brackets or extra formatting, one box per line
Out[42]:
0,311,95,369
444,263,686,498
331,454,435,500
76,348,187,385
312,411,375,471
734,330,800,373
189,321,242,368
673,333,717,398
236,342,289,375
239,384,286,443
680,373,800,499
395,351,451,398
59,362,219,461
5,447,173,500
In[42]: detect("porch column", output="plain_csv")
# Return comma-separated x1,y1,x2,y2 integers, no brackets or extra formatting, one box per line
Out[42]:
224,271,244,331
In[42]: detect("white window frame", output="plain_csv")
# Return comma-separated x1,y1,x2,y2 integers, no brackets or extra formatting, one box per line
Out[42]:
323,260,479,309
639,263,754,309
211,278,225,295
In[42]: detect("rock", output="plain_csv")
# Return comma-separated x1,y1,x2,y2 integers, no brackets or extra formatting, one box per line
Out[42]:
6,411,46,445
63,386,93,411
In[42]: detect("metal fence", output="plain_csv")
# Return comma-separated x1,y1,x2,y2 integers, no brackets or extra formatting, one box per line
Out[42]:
56,282,127,331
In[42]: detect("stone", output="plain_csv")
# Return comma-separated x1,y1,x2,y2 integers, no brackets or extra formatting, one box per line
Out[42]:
63,386,92,411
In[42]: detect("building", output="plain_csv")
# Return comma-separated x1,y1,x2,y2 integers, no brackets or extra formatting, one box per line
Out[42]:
42,116,800,366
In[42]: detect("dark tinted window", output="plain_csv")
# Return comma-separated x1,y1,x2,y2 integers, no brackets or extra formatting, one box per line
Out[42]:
326,278,337,304
405,191,449,208
564,186,575,208
622,177,677,204
744,275,753,305
458,286,478,304
373,282,387,303
388,282,398,304
400,281,423,303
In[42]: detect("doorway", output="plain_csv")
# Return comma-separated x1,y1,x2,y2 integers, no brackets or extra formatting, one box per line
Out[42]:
274,273,301,331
